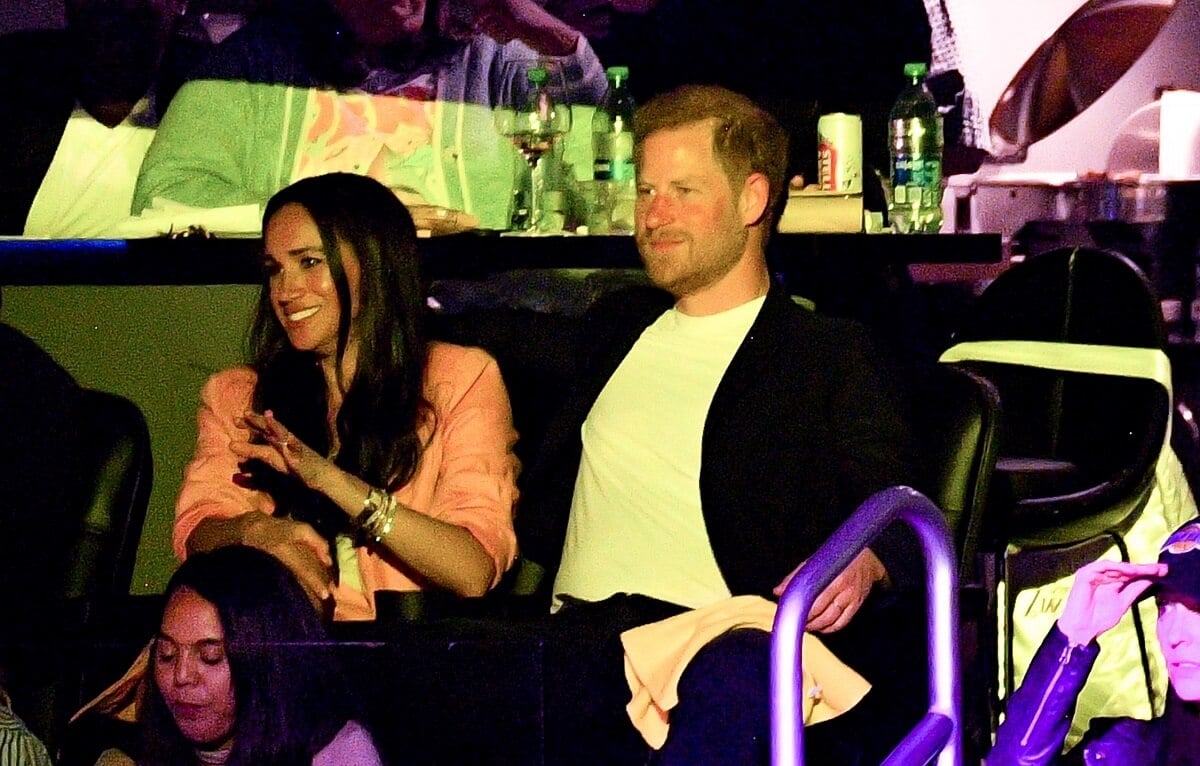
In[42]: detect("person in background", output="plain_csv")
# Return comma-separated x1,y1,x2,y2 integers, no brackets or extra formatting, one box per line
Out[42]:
0,687,53,766
516,84,922,764
131,0,607,231
96,545,382,765
0,0,191,237
539,0,659,52
176,172,519,620
991,518,1200,765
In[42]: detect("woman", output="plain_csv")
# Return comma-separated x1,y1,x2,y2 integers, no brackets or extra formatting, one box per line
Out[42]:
991,517,1200,764
175,172,519,620
138,545,381,765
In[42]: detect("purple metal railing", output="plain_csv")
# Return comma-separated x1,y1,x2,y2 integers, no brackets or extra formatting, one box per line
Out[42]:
771,486,961,766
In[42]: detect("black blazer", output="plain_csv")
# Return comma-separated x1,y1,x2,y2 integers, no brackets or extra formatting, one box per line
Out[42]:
517,282,918,598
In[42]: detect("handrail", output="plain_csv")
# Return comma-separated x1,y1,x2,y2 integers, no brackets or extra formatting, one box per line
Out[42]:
771,486,961,766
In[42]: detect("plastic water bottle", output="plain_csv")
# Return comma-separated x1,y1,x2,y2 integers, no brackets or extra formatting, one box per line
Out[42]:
591,66,635,232
888,62,944,233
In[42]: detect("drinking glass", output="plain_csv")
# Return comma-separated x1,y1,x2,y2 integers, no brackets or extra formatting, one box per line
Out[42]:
494,60,573,232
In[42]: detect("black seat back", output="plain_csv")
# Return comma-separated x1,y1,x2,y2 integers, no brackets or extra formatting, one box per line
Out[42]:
63,389,153,599
37,389,152,754
950,247,1168,539
909,364,1002,580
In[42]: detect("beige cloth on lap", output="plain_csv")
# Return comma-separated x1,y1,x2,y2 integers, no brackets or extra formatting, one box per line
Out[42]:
621,595,871,749
71,643,150,725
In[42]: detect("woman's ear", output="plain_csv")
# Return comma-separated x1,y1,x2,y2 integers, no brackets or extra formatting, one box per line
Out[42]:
739,172,770,227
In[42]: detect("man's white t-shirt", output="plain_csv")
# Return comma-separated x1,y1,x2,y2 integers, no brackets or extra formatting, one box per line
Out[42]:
552,296,766,610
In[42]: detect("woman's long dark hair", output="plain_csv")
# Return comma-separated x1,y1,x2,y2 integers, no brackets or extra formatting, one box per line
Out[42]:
251,173,433,505
140,546,357,766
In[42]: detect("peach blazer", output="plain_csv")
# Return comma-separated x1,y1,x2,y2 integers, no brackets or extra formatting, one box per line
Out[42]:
175,342,519,620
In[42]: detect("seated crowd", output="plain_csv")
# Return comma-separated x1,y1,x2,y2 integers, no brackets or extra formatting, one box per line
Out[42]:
0,0,934,239
0,0,617,238
77,85,923,765
1,3,1197,766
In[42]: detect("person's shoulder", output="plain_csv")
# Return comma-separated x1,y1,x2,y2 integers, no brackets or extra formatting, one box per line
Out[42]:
0,703,52,766
313,719,382,766
428,340,497,372
425,343,506,399
0,28,74,97
764,290,872,346
1077,714,1163,763
585,283,673,326
0,322,77,389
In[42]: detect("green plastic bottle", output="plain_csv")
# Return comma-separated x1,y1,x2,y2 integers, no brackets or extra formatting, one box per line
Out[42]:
888,63,944,233
590,66,636,232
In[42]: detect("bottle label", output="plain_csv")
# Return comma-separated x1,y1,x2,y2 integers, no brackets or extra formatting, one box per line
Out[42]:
891,155,942,204
594,132,635,182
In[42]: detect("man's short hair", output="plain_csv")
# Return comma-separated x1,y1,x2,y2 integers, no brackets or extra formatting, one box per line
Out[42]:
633,85,789,232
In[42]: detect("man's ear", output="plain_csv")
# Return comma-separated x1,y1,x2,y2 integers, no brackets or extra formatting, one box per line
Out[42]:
739,172,770,227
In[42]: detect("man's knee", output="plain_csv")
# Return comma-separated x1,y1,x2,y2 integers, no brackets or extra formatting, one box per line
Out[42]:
675,628,772,720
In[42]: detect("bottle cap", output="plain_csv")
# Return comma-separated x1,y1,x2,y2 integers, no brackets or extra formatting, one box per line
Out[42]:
903,62,928,79
606,66,630,81
527,66,548,85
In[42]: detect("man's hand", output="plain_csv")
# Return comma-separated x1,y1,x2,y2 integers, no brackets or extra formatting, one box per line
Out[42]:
542,0,613,40
475,0,580,55
774,549,887,634
1057,560,1166,646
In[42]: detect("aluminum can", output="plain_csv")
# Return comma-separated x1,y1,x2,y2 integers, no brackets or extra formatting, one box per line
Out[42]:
817,113,863,194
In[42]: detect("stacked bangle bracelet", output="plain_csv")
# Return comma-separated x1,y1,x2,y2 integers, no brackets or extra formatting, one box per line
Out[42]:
358,486,398,544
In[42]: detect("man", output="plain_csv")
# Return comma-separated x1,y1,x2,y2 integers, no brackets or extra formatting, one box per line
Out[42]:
518,85,921,764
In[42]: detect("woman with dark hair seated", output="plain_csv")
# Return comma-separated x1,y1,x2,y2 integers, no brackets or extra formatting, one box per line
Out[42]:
991,518,1200,764
102,545,381,765
177,172,519,621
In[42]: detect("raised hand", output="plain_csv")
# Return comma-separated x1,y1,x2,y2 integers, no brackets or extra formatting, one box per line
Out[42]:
1057,559,1167,646
231,409,331,490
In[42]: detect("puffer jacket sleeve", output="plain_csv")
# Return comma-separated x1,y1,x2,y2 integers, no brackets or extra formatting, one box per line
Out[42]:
989,624,1101,765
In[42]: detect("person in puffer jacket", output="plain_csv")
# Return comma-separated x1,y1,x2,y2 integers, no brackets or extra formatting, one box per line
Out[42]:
990,518,1200,765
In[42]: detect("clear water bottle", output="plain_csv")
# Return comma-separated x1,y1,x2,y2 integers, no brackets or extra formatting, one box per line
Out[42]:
888,62,944,233
591,66,635,232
